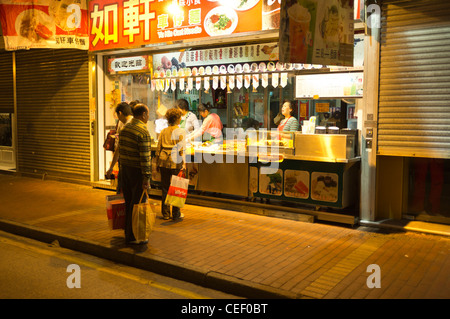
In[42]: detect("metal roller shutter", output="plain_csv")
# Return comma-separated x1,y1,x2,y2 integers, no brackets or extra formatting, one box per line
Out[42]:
0,51,14,113
15,49,90,181
378,0,450,158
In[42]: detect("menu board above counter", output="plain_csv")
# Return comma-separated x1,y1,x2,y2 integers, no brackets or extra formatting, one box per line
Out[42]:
295,72,363,99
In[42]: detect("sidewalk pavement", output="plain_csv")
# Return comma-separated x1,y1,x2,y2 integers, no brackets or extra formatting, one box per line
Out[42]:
0,174,449,299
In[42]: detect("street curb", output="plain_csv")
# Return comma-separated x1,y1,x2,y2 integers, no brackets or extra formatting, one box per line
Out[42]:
359,219,450,237
0,218,296,299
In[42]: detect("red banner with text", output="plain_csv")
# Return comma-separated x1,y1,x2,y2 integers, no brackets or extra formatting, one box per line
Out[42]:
0,0,89,50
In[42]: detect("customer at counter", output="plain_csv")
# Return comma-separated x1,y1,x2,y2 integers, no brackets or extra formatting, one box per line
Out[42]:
277,101,299,132
155,108,186,221
105,102,133,193
175,98,199,134
187,104,223,143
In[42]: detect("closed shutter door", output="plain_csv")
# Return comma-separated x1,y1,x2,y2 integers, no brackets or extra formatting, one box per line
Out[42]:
15,49,90,181
0,51,14,113
378,0,450,158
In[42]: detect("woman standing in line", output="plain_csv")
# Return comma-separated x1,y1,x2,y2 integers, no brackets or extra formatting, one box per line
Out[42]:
155,108,186,220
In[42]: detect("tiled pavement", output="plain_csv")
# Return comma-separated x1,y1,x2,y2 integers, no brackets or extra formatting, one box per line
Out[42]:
0,174,449,299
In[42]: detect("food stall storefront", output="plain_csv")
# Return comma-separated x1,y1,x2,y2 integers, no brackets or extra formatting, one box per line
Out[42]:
89,0,364,222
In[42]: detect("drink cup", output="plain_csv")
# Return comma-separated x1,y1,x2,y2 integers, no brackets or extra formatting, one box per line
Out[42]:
288,4,311,62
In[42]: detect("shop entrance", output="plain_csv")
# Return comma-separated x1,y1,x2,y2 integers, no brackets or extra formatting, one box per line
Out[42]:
0,113,15,172
407,157,450,224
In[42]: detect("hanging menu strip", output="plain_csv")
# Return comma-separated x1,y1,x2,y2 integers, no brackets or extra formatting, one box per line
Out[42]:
153,42,279,73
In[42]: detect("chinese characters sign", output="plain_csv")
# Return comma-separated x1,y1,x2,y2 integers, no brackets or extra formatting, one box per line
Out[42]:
279,0,354,66
0,0,89,50
89,0,267,51
108,55,150,74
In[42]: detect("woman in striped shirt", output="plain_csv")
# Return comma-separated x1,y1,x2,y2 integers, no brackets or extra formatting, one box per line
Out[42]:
277,101,299,132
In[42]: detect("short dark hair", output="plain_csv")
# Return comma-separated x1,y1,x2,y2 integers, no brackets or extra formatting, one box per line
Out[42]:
175,99,189,111
132,103,148,117
129,100,140,109
115,102,132,116
165,108,182,126
197,104,208,113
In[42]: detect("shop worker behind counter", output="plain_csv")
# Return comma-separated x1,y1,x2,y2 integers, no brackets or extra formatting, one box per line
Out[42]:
175,98,199,134
277,100,299,132
119,103,152,245
187,104,223,143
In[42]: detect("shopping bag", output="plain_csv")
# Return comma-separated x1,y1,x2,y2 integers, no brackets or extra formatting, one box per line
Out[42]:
165,170,189,208
132,190,157,242
106,194,126,230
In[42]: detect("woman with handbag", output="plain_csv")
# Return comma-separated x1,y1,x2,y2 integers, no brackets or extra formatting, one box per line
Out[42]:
155,108,186,220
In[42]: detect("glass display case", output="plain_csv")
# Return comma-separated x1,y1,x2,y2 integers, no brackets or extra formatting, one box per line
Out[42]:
247,129,295,155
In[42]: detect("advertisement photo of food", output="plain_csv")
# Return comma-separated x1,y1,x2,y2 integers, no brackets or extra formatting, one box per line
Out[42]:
311,172,339,203
204,6,238,36
284,170,310,199
15,9,55,42
259,169,283,196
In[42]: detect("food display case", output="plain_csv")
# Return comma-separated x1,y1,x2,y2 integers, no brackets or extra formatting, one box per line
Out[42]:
294,133,355,162
248,131,360,209
246,129,295,156
151,129,360,210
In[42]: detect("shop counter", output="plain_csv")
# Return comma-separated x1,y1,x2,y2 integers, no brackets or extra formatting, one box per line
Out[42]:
150,137,360,209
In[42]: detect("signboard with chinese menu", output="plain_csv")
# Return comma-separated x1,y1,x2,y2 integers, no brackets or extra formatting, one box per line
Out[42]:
89,0,280,52
0,0,89,51
295,72,363,99
149,42,298,92
278,0,354,66
152,42,280,73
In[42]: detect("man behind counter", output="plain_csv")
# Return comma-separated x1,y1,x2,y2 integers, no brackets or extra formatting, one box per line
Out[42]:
187,104,223,143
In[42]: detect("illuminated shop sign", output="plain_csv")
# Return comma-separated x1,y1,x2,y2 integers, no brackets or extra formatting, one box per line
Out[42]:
295,72,363,99
89,0,280,51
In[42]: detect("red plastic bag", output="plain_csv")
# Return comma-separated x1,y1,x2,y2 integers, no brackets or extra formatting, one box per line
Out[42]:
106,194,125,230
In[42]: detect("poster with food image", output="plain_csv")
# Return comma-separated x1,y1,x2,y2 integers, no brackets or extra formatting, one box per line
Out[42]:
0,0,89,51
311,172,338,202
278,0,354,66
259,169,283,196
204,6,238,37
262,0,281,30
284,170,309,199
